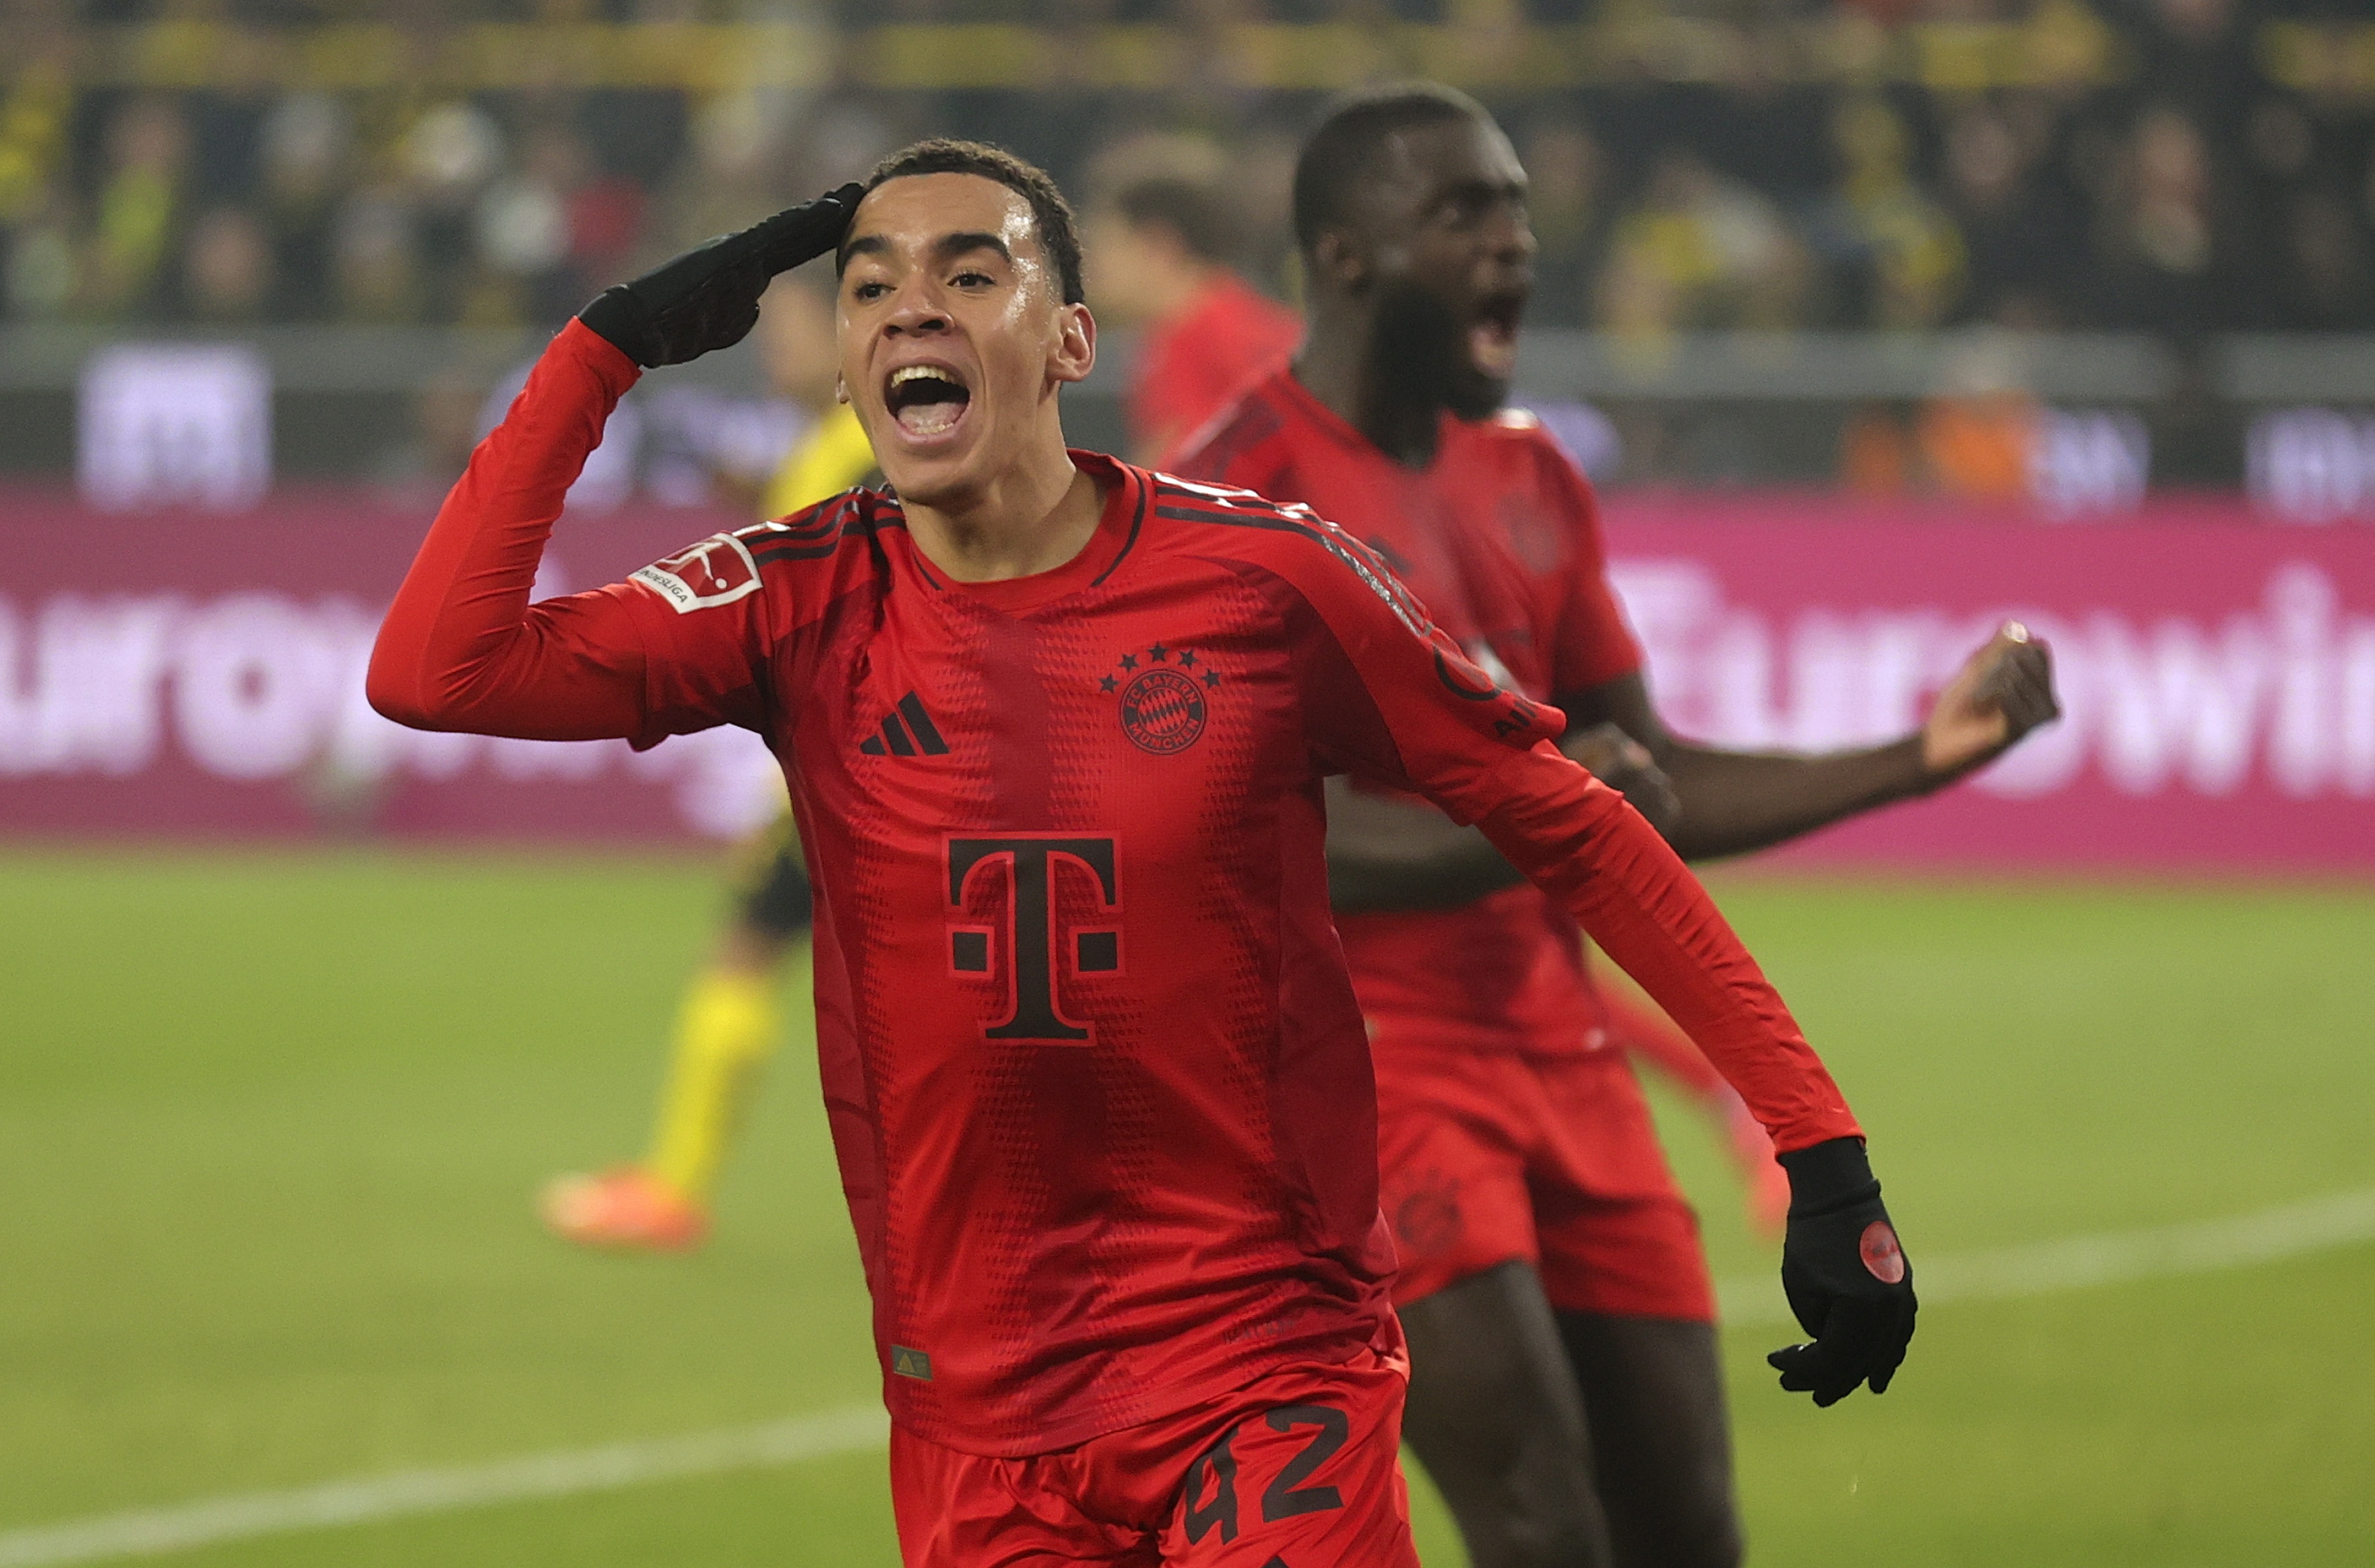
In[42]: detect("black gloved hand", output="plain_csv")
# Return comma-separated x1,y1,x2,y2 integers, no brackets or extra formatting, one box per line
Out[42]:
1766,1137,1917,1408
577,183,865,368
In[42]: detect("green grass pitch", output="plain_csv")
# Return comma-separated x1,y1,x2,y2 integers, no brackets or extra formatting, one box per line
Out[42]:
3,849,2371,1565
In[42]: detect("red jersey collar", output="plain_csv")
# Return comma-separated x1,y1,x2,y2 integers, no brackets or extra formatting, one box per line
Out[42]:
1261,365,1468,472
925,451,1148,611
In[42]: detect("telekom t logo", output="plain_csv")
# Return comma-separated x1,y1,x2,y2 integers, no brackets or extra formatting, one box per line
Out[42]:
945,836,1121,1044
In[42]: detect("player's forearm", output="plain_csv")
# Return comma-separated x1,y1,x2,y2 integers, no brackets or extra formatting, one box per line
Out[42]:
1659,735,1933,861
1477,748,1861,1152
1323,779,1524,912
368,321,649,739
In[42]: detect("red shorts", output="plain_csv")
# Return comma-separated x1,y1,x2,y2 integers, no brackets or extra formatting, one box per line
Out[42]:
888,1348,1419,1568
1373,1031,1715,1322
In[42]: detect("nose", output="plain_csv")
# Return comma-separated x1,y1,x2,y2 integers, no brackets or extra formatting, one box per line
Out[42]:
882,278,952,338
1491,202,1537,268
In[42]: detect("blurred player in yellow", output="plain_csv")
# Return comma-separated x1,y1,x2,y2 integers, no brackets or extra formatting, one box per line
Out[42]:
540,272,874,1250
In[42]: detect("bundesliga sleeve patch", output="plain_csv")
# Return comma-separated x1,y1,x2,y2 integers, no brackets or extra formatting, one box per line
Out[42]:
632,533,762,612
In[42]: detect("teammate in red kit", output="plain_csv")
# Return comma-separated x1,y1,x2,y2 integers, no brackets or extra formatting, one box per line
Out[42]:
1081,150,1302,461
1174,86,2056,1568
369,138,1915,1567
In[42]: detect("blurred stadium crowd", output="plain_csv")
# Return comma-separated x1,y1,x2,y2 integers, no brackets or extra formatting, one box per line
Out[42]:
4,0,2374,339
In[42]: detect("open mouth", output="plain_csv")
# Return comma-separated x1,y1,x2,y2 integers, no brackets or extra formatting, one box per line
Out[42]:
1467,293,1525,381
885,364,973,441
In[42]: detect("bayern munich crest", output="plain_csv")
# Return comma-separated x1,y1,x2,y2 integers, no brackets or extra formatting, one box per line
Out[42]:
1102,642,1220,755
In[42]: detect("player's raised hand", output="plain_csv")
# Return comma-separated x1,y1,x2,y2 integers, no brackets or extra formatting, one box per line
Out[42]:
1560,721,1682,835
578,183,866,369
1922,621,2060,779
1766,1137,1916,1408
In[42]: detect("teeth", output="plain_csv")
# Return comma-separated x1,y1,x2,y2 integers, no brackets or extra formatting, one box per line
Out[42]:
891,366,955,389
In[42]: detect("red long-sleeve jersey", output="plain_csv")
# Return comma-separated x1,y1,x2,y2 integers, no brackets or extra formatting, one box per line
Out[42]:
1174,369,1645,1061
370,321,1857,1457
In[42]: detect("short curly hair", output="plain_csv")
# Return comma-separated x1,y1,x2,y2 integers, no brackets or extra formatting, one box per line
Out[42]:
851,138,1085,306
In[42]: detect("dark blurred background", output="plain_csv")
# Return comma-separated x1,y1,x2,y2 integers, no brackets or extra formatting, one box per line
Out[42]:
4,0,2375,505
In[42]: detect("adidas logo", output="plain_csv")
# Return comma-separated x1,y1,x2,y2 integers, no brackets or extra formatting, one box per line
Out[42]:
858,692,951,757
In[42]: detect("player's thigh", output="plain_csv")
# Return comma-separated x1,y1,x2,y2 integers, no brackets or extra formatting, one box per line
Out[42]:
1397,1261,1612,1568
1555,1314,1741,1568
1372,1038,1541,1308
1158,1354,1418,1568
1528,1052,1716,1324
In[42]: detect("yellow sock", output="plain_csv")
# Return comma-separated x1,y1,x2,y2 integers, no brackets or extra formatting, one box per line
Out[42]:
643,966,782,1205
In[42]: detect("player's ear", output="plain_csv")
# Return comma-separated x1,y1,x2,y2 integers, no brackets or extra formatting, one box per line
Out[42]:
834,371,849,404
1310,226,1369,292
1049,301,1096,387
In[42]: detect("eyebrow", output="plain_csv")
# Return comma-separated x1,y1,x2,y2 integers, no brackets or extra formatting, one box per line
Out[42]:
1439,175,1526,203
837,230,1015,273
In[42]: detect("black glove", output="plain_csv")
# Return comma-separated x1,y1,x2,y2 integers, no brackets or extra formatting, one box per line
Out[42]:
577,183,865,368
1766,1137,1916,1408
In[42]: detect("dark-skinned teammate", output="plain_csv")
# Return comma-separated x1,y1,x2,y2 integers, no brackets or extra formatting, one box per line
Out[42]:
1175,86,2058,1568
372,137,1917,1567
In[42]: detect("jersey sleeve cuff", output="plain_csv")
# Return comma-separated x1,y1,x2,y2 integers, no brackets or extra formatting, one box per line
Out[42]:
555,317,645,399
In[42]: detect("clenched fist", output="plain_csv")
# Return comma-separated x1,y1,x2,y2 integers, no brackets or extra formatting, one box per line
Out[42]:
1922,621,2060,780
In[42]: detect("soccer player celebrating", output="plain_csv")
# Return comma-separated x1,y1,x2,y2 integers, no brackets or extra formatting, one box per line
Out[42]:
1079,146,1302,462
1174,87,2057,1568
370,139,1914,1566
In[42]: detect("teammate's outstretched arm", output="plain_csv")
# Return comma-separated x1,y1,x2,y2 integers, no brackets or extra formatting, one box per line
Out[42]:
1560,626,2059,862
1274,516,1915,1406
1321,720,1672,911
367,187,860,739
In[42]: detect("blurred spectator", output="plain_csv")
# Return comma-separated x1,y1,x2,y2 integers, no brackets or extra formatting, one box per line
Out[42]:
180,206,274,322
256,92,350,321
2089,104,2248,330
1840,334,2041,498
0,60,73,316
1917,336,2041,500
5,5,2367,344
563,142,648,304
5,0,2375,513
1519,116,1607,328
81,95,188,317
401,100,505,324
4,182,77,317
1597,149,1808,339
1840,400,1919,495
1941,96,2080,327
1815,95,1966,328
332,183,420,322
474,126,577,325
